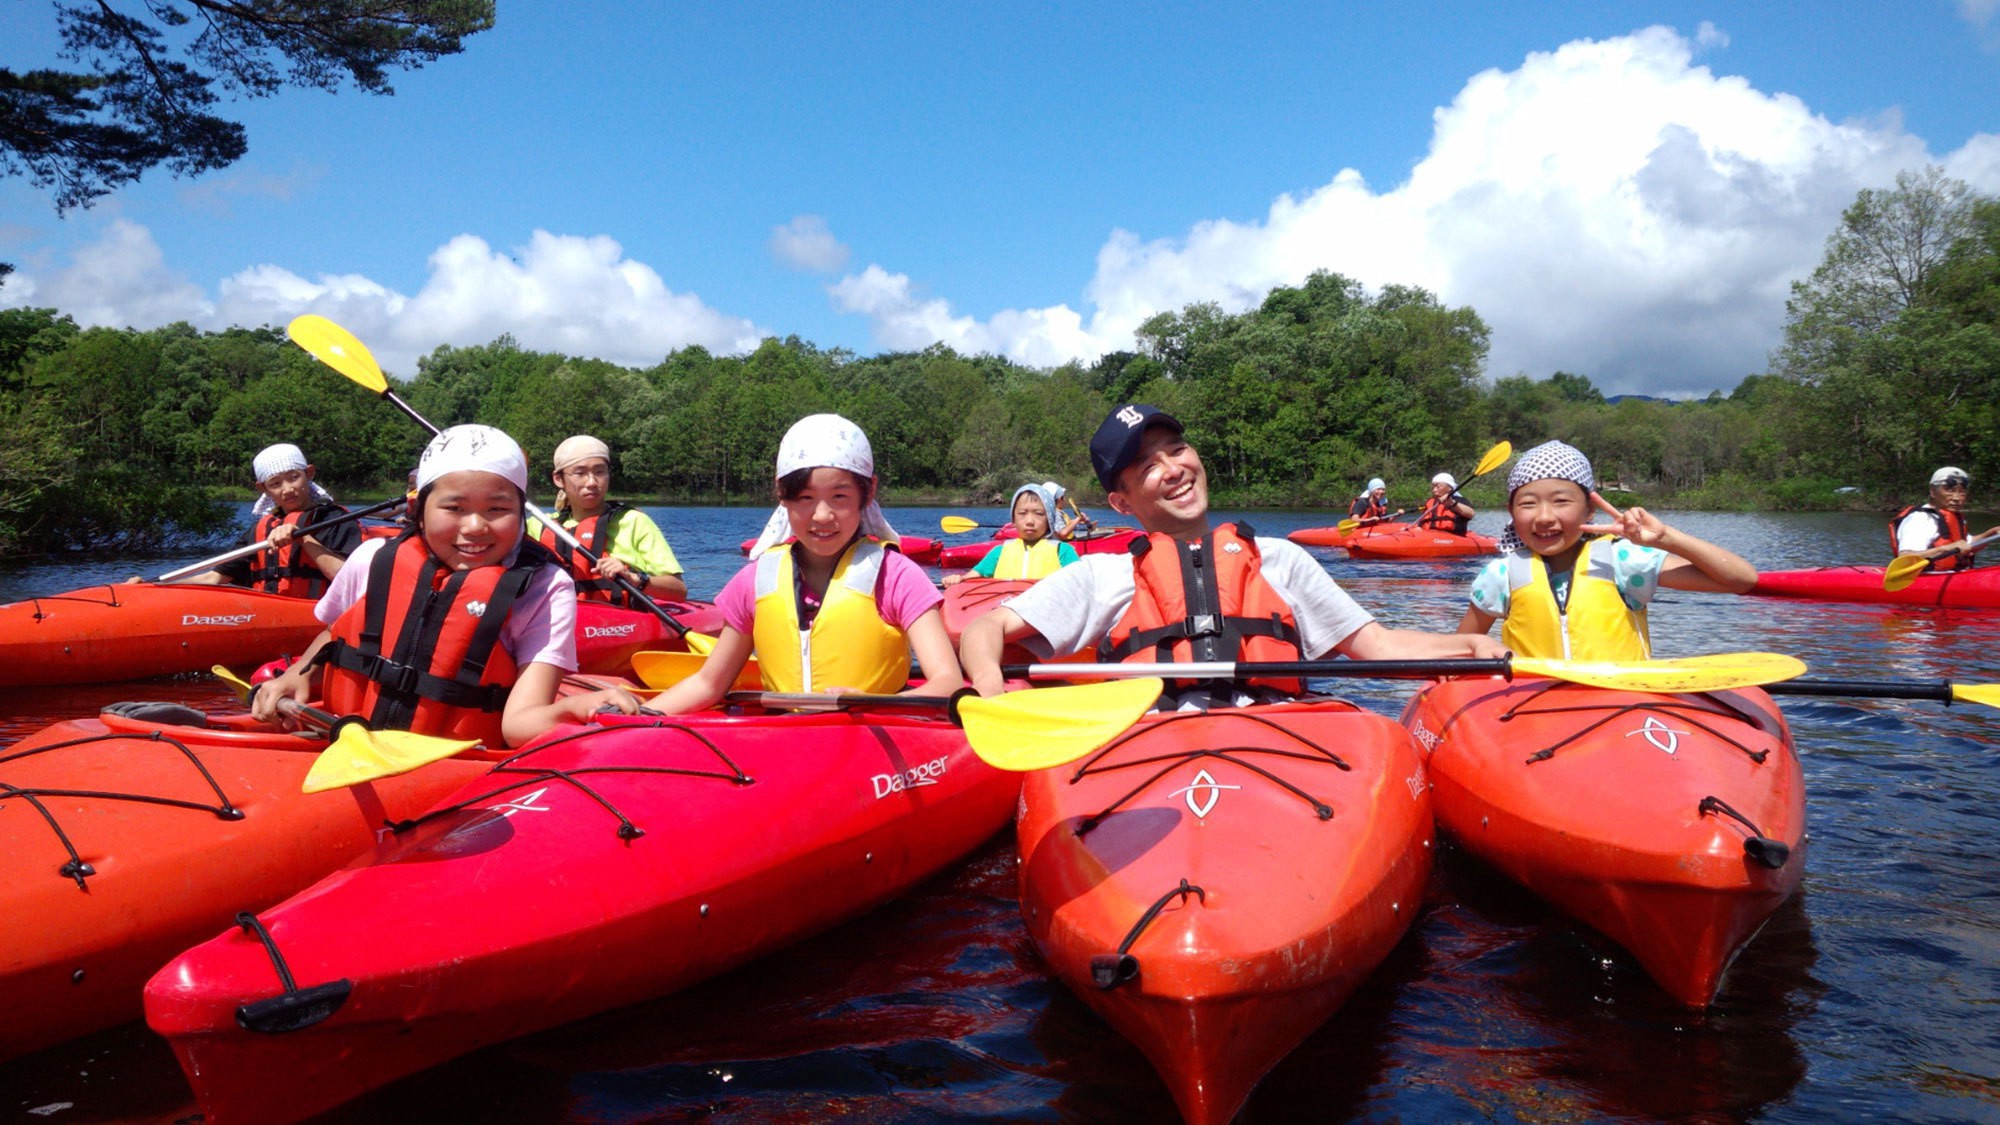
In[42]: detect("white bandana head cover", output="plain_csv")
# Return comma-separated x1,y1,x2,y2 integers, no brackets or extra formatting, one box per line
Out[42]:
747,414,900,559
1010,483,1058,535
1040,480,1068,503
248,443,335,517
552,434,611,474
1499,440,1596,552
1360,476,1385,498
415,424,529,494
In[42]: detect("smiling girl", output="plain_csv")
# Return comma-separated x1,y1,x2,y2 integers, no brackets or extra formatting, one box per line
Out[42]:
1457,440,1757,661
646,414,963,714
252,424,640,747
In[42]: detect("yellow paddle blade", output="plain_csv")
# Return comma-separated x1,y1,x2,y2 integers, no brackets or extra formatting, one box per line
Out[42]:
211,664,255,704
959,677,1164,771
1954,682,2000,708
1882,553,1932,592
630,649,764,691
1515,651,1806,694
301,722,481,793
287,314,388,393
1335,518,1361,534
940,515,983,534
683,630,719,655
1471,440,1514,479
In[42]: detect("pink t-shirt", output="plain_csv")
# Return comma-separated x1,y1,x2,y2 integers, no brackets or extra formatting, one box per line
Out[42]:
313,538,578,671
716,546,942,637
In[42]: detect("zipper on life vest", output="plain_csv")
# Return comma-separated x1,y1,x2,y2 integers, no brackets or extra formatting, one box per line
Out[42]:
798,628,812,693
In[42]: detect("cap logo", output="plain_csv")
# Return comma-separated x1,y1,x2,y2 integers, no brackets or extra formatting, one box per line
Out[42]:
1116,405,1145,428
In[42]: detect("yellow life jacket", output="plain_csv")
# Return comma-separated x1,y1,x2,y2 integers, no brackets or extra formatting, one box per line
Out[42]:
1499,537,1651,662
752,539,910,695
994,536,1063,579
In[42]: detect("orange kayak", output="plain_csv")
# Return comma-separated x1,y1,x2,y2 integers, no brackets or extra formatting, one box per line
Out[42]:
0,583,325,686
1018,699,1431,1124
1401,676,1806,1006
1285,522,1392,549
0,706,496,1061
1343,525,1499,558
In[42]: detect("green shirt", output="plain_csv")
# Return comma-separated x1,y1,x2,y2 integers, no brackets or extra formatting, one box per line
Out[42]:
529,506,684,576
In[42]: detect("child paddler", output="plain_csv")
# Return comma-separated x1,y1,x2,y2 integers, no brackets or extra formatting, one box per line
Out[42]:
1456,440,1757,661
645,414,962,713
528,434,689,604
133,443,361,594
252,425,641,747
940,482,1080,586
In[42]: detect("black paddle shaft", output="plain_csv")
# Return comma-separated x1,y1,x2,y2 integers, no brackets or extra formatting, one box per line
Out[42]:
1763,678,1957,704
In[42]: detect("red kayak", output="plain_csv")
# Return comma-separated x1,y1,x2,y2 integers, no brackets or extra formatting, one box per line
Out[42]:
145,706,1020,1124
1344,525,1498,559
1285,522,1394,549
1750,564,2000,609
0,706,497,1061
937,525,1144,569
737,535,941,565
0,583,326,687
1018,699,1431,1124
573,599,725,675
1401,676,1805,1006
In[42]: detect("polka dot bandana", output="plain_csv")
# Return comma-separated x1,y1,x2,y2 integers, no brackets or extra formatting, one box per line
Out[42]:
1499,440,1596,553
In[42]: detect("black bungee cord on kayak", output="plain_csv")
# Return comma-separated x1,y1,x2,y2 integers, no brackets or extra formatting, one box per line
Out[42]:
1092,879,1207,991
2,727,247,889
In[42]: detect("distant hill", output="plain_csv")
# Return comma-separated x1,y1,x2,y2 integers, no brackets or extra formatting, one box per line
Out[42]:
1605,393,1671,404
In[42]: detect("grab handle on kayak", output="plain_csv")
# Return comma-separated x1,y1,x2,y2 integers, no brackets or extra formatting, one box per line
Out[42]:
1091,879,1206,990
1697,796,1791,870
231,912,353,1034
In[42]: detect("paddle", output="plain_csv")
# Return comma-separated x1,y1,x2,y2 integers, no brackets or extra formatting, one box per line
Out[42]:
1763,677,2000,709
209,665,481,792
153,496,405,582
940,515,995,534
1883,528,2000,591
1335,441,1513,534
285,315,717,655
996,651,1808,694
632,649,765,691
725,677,1165,772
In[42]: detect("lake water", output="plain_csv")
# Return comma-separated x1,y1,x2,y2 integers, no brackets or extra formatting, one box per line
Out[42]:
3,505,1997,1123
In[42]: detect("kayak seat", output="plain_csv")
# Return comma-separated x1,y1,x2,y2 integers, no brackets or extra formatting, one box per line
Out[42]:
101,701,211,728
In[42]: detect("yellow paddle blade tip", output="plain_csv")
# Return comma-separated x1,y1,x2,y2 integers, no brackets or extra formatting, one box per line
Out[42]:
300,727,479,792
210,664,255,702
1953,682,2000,709
1519,651,1806,693
629,649,762,691
960,677,1163,772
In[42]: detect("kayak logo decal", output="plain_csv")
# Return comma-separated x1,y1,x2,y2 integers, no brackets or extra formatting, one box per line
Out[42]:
1627,716,1689,756
182,613,257,627
489,787,551,816
583,623,638,638
873,756,950,799
1170,768,1239,819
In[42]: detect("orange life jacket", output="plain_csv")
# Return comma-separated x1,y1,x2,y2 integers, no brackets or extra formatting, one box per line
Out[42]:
1889,505,1973,572
1351,496,1388,521
1416,494,1469,534
537,503,646,607
319,532,555,744
1101,522,1305,698
246,503,344,598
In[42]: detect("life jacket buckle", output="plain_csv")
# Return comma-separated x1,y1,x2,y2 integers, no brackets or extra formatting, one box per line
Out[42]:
1185,613,1221,638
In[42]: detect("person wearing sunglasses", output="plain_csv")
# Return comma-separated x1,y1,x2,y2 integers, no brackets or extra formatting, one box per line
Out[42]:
1891,467,1998,571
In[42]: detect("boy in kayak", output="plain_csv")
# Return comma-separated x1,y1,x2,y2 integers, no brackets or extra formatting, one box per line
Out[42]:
1892,466,1998,571
1456,440,1756,661
1349,477,1404,526
941,483,1080,586
252,425,641,747
1415,472,1476,534
1042,479,1095,539
529,434,689,604
959,404,1505,706
134,443,361,595
644,413,963,711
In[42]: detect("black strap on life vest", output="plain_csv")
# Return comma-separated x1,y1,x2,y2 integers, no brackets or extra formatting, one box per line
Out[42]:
252,503,345,594
553,504,650,607
321,534,554,727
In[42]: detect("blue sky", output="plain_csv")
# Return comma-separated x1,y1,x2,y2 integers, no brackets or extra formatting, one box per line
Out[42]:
4,2,1998,395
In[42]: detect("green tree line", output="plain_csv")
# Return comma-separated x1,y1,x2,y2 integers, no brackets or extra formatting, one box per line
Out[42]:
2,170,1995,558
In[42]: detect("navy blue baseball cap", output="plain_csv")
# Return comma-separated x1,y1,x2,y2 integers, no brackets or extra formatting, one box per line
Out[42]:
1091,404,1184,492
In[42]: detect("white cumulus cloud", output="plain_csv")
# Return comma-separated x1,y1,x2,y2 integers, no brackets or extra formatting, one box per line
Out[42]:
769,215,851,273
827,25,2000,396
7,226,767,376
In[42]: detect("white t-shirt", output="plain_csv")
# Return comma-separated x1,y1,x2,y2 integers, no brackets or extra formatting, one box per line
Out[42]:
314,538,578,671
1895,508,1951,554
1466,540,1667,619
1002,536,1374,661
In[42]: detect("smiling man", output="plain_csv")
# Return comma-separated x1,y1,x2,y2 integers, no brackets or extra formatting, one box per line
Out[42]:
959,404,1507,705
